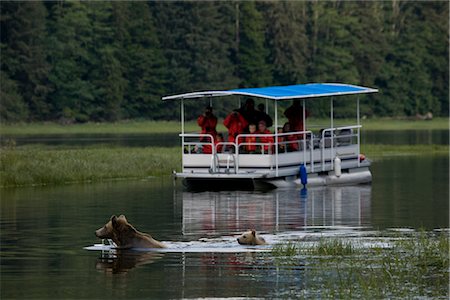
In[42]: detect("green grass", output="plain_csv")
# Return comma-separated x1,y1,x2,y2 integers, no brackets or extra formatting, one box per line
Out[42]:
305,117,448,131
1,117,447,135
0,143,446,188
0,120,208,135
362,144,449,158
0,145,181,188
270,232,449,299
360,117,448,131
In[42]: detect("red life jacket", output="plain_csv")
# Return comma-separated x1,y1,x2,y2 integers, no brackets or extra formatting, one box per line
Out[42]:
244,135,257,152
259,129,274,153
223,112,248,143
197,114,217,154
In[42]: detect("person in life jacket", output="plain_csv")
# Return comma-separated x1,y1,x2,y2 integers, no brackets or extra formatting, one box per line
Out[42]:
215,133,224,153
197,106,217,154
257,120,274,154
277,126,286,153
241,123,259,154
282,122,299,152
284,101,309,138
223,110,248,149
238,98,259,127
257,103,273,128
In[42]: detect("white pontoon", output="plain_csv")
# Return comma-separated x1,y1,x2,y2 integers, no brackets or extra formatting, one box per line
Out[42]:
163,83,378,189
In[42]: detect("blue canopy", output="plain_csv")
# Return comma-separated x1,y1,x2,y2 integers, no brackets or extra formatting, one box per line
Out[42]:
162,83,378,101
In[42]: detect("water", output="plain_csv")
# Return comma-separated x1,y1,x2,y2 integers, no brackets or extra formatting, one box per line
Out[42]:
1,127,448,298
1,153,448,299
2,129,448,147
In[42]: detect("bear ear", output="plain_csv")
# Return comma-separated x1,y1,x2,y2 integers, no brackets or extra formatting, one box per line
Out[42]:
118,215,127,222
251,229,256,237
111,215,118,228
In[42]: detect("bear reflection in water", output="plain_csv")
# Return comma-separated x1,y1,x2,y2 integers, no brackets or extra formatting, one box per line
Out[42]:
96,250,164,274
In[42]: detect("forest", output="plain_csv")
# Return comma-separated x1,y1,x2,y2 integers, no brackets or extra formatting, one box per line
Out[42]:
0,1,448,123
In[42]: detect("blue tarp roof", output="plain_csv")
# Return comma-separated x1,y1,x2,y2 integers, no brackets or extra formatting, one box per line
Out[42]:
162,83,378,101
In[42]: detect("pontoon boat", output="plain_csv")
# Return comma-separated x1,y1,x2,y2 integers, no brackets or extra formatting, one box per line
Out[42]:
162,83,378,189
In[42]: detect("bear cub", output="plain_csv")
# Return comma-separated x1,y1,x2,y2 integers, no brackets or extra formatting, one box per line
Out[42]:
237,229,267,245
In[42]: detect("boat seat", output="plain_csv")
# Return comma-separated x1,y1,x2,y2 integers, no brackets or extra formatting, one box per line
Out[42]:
337,128,353,146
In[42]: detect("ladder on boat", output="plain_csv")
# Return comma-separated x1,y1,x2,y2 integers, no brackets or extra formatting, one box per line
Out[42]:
210,153,237,174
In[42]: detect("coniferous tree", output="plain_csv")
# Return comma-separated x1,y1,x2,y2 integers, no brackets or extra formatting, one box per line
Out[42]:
236,1,271,88
1,1,51,121
0,70,28,122
47,1,96,122
87,2,126,121
263,1,309,85
308,1,359,83
0,1,448,121
118,2,168,119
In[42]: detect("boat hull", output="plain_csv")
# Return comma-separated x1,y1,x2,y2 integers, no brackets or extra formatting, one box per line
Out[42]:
178,165,371,191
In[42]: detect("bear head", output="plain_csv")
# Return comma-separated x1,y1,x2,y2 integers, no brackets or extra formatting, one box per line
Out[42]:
95,215,137,243
237,229,265,245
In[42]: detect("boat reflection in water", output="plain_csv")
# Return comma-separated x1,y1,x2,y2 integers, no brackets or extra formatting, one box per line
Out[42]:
179,185,371,237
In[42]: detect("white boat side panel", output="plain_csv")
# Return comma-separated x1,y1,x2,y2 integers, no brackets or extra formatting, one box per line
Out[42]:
182,154,212,167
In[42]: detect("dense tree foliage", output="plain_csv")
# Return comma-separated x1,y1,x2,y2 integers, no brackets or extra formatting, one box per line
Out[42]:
0,1,448,122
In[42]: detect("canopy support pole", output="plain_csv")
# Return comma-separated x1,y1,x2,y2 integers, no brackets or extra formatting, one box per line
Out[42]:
274,101,279,177
357,96,360,167
302,99,306,167
181,98,185,173
330,97,334,170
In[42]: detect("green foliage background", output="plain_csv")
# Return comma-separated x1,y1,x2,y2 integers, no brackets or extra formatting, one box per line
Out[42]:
1,1,448,123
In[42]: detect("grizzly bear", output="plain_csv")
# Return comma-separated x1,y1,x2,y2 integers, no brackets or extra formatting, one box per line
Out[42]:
95,215,166,249
237,229,267,245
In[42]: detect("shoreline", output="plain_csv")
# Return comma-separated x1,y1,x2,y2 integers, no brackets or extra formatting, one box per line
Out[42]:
1,117,448,136
1,144,447,189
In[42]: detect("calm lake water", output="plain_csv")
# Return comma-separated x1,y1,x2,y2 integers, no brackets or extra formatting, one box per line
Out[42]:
1,129,448,147
1,151,448,299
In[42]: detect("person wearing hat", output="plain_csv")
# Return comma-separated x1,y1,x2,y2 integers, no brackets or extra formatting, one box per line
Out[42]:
257,103,273,128
238,98,259,126
197,106,217,154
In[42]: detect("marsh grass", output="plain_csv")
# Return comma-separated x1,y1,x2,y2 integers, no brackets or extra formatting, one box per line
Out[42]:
361,144,449,158
270,232,449,299
0,120,218,135
1,142,446,188
0,145,181,187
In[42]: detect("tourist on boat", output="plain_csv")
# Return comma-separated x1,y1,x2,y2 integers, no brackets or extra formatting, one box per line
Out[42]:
277,127,286,153
215,133,224,153
258,120,274,154
284,101,309,135
257,103,273,128
282,122,299,152
242,123,259,154
223,110,248,146
197,105,217,154
238,98,259,126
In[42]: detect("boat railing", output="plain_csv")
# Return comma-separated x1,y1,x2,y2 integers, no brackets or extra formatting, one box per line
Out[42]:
180,125,361,174
275,131,313,153
180,133,215,154
320,125,362,171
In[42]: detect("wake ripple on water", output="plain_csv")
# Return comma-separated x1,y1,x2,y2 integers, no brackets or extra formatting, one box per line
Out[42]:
83,226,430,253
